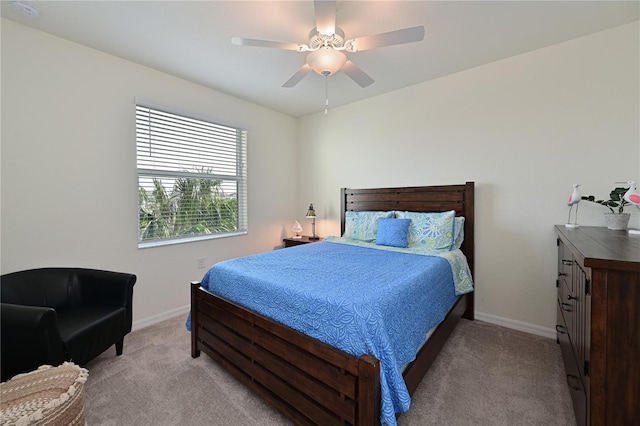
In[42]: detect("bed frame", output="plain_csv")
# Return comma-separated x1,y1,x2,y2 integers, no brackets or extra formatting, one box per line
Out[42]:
190,182,475,425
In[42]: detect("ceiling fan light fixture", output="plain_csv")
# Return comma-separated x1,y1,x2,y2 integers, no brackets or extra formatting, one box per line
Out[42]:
306,48,347,76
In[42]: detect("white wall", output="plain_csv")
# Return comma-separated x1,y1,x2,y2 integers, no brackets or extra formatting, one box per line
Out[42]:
2,18,638,335
297,22,640,334
1,19,298,326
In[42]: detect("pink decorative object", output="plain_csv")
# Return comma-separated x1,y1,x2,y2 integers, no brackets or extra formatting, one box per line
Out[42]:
622,181,640,235
623,181,640,205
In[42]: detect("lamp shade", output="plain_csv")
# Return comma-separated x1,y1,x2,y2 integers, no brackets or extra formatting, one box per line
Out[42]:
306,48,347,76
305,204,316,218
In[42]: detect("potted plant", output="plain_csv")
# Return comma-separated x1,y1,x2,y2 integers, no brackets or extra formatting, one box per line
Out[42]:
583,185,631,230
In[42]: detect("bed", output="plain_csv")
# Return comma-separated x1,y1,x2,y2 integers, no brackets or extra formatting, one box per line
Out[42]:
189,182,475,425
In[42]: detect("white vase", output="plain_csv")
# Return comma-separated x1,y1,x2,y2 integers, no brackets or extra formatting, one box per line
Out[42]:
603,213,630,230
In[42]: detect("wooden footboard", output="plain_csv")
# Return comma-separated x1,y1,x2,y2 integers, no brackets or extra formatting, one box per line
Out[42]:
191,282,471,425
191,282,380,426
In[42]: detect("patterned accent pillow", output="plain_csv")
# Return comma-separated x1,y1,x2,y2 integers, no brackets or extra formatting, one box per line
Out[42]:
376,218,411,248
343,211,394,242
394,210,456,250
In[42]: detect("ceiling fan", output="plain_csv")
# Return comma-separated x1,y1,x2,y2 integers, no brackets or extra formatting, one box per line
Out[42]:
231,0,425,88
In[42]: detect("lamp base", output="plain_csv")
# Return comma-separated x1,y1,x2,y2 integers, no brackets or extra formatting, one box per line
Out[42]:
565,223,579,229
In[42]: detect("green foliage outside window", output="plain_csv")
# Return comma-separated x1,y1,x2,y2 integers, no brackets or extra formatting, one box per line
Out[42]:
138,172,238,243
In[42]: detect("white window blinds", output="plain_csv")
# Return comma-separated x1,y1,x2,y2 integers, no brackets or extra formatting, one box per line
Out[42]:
136,102,247,247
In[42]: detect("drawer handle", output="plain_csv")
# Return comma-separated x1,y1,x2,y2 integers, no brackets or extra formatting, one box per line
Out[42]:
566,294,577,301
555,325,567,334
566,374,582,391
562,260,573,266
561,302,572,312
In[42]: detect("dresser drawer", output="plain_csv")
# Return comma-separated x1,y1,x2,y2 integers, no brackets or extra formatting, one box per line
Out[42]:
558,279,574,337
557,238,573,292
557,301,587,426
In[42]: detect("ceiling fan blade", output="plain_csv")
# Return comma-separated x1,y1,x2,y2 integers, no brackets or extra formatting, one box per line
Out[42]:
345,25,425,52
341,60,374,87
314,0,337,36
282,64,312,88
231,36,308,51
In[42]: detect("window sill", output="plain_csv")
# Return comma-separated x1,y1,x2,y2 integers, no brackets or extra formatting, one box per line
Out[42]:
138,230,248,249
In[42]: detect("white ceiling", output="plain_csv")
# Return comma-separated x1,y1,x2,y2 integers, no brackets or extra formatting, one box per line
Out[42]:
2,1,638,117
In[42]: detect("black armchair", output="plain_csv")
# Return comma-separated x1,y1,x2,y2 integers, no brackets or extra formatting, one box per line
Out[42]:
1,267,136,381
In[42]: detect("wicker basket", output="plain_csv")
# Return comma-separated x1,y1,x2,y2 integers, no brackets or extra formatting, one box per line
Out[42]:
1,362,88,426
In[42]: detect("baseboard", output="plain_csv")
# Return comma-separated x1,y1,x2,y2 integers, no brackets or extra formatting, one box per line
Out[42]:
132,305,190,331
131,306,556,339
474,311,556,340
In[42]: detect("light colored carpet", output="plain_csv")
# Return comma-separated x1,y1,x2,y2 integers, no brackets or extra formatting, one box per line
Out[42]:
84,315,576,425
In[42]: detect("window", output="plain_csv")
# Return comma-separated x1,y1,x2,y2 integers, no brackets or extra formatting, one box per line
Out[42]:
136,101,247,247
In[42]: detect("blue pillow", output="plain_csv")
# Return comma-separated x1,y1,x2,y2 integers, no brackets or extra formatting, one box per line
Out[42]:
376,218,411,248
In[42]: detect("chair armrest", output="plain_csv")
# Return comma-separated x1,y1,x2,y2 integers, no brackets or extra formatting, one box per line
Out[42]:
1,303,67,381
76,269,136,307
2,303,57,328
75,269,136,332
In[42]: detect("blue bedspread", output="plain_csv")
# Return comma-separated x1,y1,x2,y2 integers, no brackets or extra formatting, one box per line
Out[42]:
186,240,472,426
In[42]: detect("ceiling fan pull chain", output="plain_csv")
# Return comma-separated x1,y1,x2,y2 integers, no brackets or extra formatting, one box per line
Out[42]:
324,74,329,115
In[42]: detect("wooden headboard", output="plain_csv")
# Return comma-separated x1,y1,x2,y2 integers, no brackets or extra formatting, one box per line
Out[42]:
340,182,475,279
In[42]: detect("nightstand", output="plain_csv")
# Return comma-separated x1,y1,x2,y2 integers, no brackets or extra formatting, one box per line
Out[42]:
283,236,323,248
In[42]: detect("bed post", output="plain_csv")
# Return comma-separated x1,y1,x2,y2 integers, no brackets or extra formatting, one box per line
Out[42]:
357,354,380,426
190,281,201,358
340,187,347,236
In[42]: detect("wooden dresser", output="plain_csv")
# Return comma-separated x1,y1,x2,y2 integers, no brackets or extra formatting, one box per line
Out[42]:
555,225,640,426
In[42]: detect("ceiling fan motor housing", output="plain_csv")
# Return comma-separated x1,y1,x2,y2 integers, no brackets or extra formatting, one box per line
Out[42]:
308,27,345,50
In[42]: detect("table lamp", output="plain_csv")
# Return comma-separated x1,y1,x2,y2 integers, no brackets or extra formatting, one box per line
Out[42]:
306,204,319,240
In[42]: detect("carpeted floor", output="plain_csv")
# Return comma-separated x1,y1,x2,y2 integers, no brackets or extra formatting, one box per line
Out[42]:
84,315,576,425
